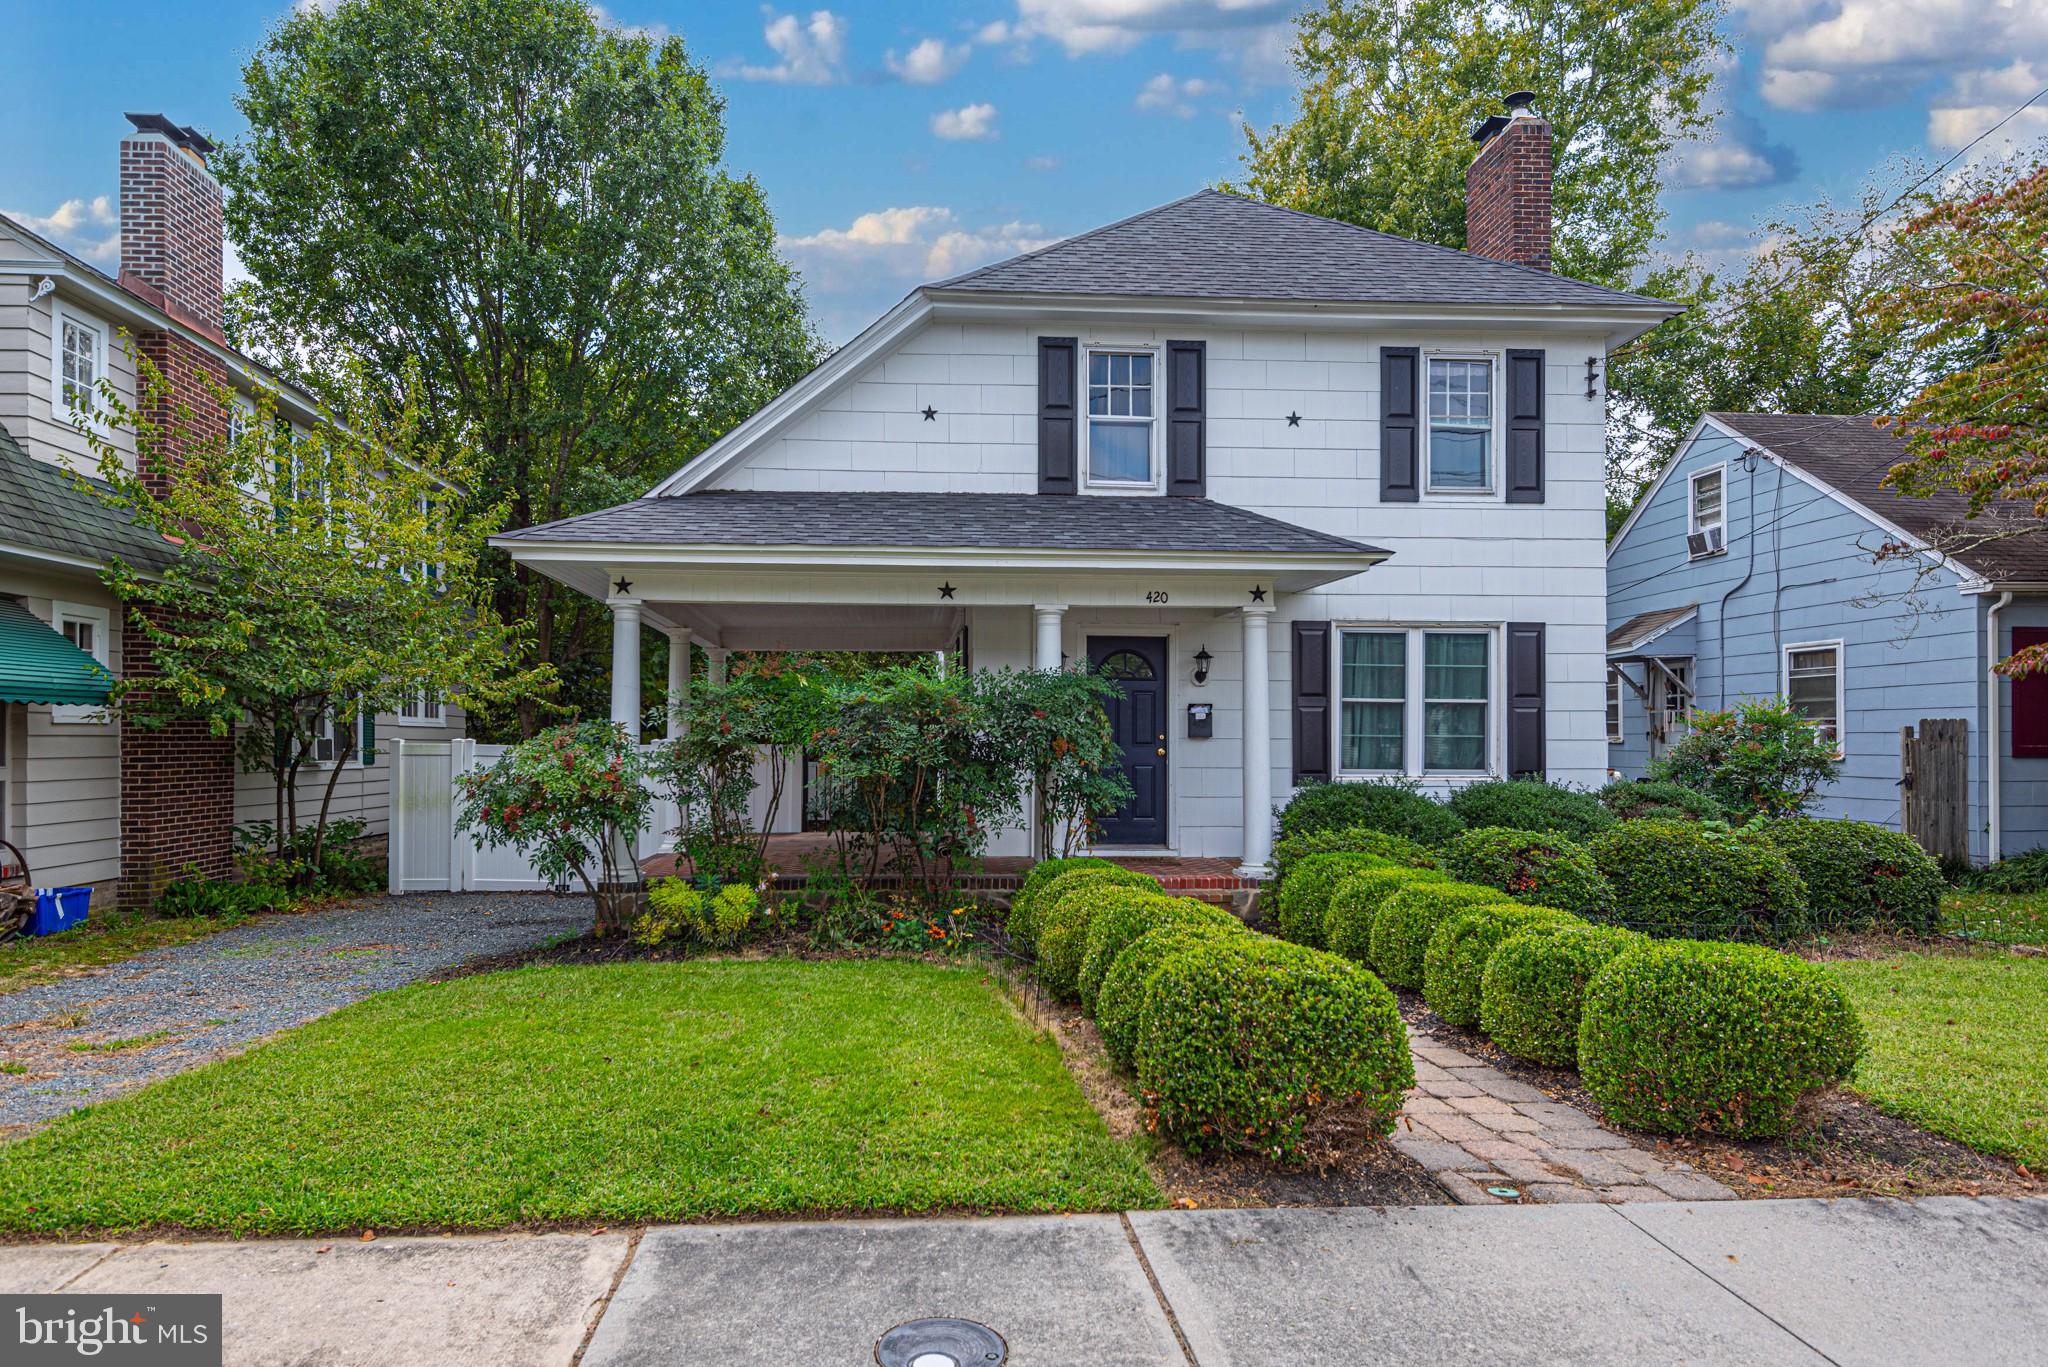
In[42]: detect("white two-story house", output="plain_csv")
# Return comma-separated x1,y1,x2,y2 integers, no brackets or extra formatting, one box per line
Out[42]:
496,95,1679,873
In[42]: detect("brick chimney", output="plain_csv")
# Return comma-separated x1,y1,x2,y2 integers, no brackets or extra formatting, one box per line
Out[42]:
118,113,225,339
1465,91,1553,272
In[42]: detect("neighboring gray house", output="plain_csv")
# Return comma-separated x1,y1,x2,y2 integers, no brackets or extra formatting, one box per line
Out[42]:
495,98,1682,874
1606,412,2048,863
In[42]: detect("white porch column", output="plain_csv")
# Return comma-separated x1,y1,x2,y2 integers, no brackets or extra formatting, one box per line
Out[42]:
1239,603,1275,877
664,629,691,740
1033,604,1066,671
609,597,644,742
705,645,729,688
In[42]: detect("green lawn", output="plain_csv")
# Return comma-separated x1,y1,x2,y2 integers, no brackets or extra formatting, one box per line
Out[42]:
0,958,1159,1236
1942,892,2048,947
0,909,247,996
1828,951,2048,1168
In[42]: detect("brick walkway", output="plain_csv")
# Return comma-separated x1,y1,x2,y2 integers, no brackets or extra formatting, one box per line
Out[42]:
1395,1031,1734,1205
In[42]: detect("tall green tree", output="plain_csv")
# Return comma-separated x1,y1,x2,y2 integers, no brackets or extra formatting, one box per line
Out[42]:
216,0,822,736
1237,0,1726,286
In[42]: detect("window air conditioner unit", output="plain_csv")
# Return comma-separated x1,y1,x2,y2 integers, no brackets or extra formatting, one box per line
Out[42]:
1687,525,1724,557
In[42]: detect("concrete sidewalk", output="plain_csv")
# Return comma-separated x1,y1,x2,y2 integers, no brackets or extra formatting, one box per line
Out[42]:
1,1196,2042,1365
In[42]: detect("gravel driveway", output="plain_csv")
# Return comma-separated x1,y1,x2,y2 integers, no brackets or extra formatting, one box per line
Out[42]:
0,892,592,1131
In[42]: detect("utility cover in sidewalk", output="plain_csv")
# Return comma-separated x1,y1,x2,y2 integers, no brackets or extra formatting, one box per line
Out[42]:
875,1317,1007,1366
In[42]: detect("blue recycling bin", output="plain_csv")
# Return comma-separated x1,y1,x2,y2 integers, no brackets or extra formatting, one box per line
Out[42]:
31,886,91,936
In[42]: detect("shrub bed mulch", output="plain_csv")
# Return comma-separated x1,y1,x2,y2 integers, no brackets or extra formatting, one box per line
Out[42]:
999,968,1448,1210
1394,987,2037,1202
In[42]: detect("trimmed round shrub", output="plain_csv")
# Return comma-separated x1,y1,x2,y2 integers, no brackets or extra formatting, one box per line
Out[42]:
1423,904,1583,1027
1078,889,1239,1014
1136,937,1414,1160
1322,866,1451,964
1038,874,1163,1001
1588,819,1811,941
1272,826,1437,884
1277,779,1465,846
1097,923,1239,1069
1272,852,1388,947
1008,857,1121,947
1015,864,1157,954
1369,881,1523,990
1763,818,1945,933
1598,779,1728,824
1447,780,1615,840
1578,939,1865,1139
1441,827,1614,916
1480,925,1645,1066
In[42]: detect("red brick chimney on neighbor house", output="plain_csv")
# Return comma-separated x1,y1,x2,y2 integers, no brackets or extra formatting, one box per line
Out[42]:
1466,91,1553,272
114,113,237,904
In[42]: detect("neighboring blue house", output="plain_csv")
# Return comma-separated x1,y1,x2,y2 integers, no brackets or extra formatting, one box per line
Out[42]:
1606,412,2048,863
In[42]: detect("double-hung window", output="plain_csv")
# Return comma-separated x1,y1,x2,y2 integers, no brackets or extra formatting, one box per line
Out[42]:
1338,627,1494,776
51,602,112,725
1426,357,1494,492
1085,349,1156,487
399,692,444,725
1784,643,1843,749
1689,466,1727,557
53,308,105,420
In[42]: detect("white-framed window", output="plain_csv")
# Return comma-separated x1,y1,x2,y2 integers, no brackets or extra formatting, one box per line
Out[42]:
1658,660,1693,725
51,601,112,726
307,701,363,766
1688,465,1727,557
51,305,107,421
399,691,444,725
1426,355,1495,493
1084,347,1158,489
1606,669,1623,743
1337,626,1496,776
1783,642,1844,750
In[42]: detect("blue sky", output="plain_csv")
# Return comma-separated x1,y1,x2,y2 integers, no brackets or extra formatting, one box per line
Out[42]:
3,1,2044,341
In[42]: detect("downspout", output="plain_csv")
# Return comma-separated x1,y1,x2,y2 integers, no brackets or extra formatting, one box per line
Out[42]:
1715,449,1764,707
1988,590,2013,862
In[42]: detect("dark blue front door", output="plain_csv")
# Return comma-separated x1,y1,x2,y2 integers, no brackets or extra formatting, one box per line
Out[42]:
1091,636,1168,846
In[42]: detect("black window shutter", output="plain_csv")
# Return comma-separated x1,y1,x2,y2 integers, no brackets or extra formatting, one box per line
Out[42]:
1165,339,1206,497
1292,620,1332,784
1506,622,1546,779
1504,348,1545,504
1379,346,1419,502
1037,336,1078,495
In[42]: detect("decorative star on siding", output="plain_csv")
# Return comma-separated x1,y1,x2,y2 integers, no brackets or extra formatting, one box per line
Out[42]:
922,405,938,421
613,577,633,595
938,582,957,599
1249,586,1267,603
1286,412,1302,427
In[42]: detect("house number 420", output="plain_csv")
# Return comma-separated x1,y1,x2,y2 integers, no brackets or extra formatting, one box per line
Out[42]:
1145,590,1170,604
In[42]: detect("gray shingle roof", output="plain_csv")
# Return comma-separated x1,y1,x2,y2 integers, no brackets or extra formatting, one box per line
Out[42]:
1709,413,2048,584
928,189,1677,311
1608,604,1698,655
499,491,1386,557
0,423,177,573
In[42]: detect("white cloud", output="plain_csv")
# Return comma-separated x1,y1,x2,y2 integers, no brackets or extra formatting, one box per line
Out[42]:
1734,0,2048,111
1025,154,1062,171
587,5,670,41
1135,73,1225,118
779,206,1058,288
1669,110,1799,189
1927,60,2048,154
724,8,848,85
4,195,121,265
886,36,968,84
931,103,1000,141
1009,0,1294,57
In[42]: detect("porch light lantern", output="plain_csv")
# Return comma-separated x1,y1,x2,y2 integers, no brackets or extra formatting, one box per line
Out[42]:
1192,645,1213,686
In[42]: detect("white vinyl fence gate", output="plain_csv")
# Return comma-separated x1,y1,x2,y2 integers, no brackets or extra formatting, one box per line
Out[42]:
388,738,678,894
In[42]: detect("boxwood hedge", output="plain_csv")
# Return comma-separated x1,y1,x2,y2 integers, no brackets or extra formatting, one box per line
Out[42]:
1272,826,1438,883
1446,780,1615,840
1440,827,1615,916
1322,866,1451,964
1077,889,1239,1013
1597,780,1728,824
1013,864,1158,954
1587,819,1811,941
1479,924,1644,1066
1136,936,1414,1160
1095,922,1241,1069
1277,780,1465,846
1007,856,1120,944
1578,939,1864,1139
1368,881,1523,990
1423,903,1583,1027
1762,817,1944,933
1272,852,1389,947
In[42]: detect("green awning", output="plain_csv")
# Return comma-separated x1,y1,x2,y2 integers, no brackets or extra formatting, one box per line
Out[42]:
0,598,112,706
